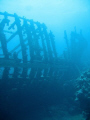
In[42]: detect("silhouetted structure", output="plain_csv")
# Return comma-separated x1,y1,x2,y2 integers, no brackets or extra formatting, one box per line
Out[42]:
64,28,87,64
0,12,89,120
0,12,76,81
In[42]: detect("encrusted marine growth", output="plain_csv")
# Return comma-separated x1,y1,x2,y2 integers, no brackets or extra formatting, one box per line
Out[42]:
0,12,86,81
0,12,67,80
75,70,90,119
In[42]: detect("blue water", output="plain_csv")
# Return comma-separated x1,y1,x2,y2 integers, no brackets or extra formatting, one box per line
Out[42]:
0,0,90,120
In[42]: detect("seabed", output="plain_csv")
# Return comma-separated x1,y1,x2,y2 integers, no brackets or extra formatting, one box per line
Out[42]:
43,114,85,120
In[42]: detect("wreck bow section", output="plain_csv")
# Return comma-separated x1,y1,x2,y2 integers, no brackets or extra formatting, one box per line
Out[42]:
0,12,68,81
0,12,84,82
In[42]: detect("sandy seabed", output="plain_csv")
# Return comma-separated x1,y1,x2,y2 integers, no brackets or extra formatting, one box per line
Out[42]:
43,114,85,120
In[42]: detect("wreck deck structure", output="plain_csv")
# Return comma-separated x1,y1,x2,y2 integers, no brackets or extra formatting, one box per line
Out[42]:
0,12,83,82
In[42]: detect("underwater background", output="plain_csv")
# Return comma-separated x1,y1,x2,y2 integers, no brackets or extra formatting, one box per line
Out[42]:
0,0,90,120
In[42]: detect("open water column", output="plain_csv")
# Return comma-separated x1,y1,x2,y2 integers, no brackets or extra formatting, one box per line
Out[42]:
0,0,90,120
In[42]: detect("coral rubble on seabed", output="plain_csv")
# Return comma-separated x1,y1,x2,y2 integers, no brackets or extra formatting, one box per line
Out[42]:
75,69,90,120
75,69,90,101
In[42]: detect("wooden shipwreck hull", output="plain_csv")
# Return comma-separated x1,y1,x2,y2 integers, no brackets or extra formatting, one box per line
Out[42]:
0,12,79,82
